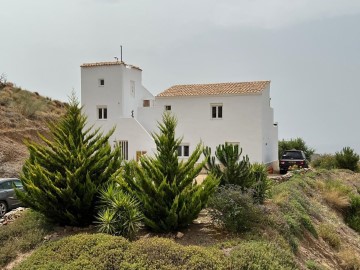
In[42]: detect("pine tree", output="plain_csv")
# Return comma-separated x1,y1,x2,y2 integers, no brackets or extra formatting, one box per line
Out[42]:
121,113,219,232
204,143,253,188
15,93,121,226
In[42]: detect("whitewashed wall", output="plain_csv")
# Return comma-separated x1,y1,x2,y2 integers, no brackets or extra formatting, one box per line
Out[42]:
81,64,155,159
138,94,264,163
261,86,279,165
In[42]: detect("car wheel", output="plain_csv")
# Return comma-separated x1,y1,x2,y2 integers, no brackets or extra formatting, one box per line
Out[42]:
0,201,8,217
280,169,286,175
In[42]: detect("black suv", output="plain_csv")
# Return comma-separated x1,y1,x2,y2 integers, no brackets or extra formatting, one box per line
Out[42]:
279,150,308,174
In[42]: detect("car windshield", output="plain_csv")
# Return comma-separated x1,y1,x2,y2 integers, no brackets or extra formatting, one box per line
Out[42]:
282,151,304,159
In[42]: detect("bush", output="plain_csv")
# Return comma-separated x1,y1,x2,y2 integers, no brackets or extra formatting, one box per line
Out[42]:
207,185,263,232
0,210,53,268
121,113,219,232
122,237,225,270
322,179,351,211
345,194,360,232
335,147,359,172
16,93,122,226
15,233,130,270
229,240,297,270
278,138,315,161
96,183,143,240
251,163,270,204
311,154,337,170
203,143,253,188
318,224,341,249
15,234,225,270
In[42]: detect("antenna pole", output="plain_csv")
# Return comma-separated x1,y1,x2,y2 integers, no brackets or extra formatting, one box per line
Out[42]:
120,45,123,62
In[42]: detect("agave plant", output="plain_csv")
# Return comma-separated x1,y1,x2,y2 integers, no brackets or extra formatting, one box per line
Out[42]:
96,182,143,240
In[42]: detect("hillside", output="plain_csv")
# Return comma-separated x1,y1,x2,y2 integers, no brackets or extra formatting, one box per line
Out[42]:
0,82,67,177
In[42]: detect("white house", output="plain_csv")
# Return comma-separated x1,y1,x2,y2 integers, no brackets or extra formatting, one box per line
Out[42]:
81,61,279,169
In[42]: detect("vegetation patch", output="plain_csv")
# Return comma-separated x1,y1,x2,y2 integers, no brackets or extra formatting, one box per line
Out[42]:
15,234,226,270
318,224,341,250
208,185,263,232
345,194,360,233
229,240,297,270
269,175,318,251
0,210,53,268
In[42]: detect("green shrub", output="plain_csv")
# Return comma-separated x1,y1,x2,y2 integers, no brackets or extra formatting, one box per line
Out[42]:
0,210,53,268
208,185,263,232
278,138,315,161
335,147,359,172
318,224,341,249
121,113,219,232
122,237,225,270
96,183,143,240
203,143,253,188
16,93,122,226
345,194,360,232
251,163,270,204
311,154,337,170
15,233,130,270
15,234,225,270
229,240,297,270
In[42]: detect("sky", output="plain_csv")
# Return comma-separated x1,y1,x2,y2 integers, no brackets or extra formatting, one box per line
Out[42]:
1,0,360,154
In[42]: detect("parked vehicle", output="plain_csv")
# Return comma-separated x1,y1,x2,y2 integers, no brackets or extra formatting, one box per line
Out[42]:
0,178,23,217
279,150,308,174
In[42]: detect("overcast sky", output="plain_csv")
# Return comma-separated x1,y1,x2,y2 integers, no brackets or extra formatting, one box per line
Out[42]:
1,0,360,154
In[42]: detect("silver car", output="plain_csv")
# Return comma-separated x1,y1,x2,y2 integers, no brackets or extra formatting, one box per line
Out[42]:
0,178,23,217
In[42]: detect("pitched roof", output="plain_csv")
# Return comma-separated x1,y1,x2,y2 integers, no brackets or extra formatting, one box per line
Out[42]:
80,61,142,70
156,81,270,97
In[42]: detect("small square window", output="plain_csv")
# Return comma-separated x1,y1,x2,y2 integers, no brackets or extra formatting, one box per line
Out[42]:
98,106,107,120
211,104,223,119
178,144,190,157
165,105,171,111
99,79,105,86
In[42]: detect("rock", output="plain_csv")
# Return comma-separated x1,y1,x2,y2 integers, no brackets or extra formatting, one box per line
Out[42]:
176,232,184,239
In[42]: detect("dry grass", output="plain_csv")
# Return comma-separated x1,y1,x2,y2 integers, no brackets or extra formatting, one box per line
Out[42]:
323,190,350,211
318,224,341,250
339,249,360,270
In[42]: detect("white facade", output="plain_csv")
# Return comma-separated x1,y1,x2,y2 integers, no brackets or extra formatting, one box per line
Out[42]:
81,61,278,168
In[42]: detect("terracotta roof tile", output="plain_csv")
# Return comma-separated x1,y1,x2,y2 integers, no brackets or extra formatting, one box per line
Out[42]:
80,61,142,71
157,81,270,97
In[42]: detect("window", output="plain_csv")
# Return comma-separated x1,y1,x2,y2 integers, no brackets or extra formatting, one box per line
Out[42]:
119,140,129,160
165,105,171,111
13,180,23,188
177,144,190,157
130,80,135,97
136,151,147,161
143,100,150,107
99,79,105,86
0,181,12,190
226,142,240,147
98,106,107,120
211,104,223,119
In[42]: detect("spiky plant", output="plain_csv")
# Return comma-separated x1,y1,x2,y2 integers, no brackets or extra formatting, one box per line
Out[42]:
96,183,143,240
15,93,121,226
204,143,253,188
121,113,219,232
